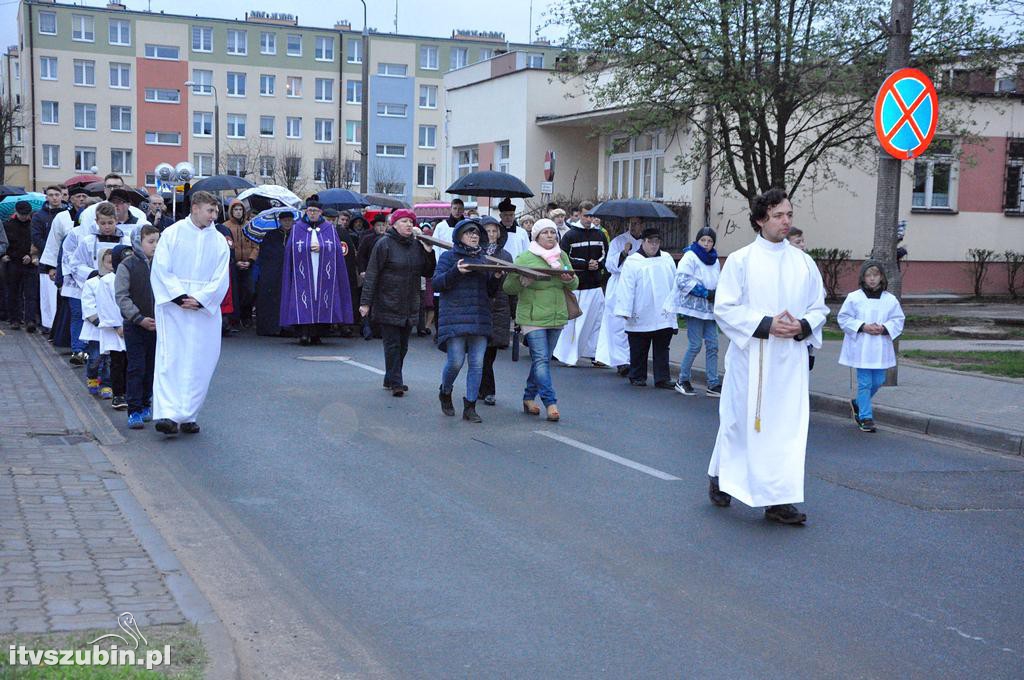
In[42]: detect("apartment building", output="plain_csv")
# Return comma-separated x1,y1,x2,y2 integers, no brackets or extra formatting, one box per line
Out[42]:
16,0,562,202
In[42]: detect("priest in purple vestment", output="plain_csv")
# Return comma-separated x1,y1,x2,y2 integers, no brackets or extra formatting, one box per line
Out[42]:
280,201,354,345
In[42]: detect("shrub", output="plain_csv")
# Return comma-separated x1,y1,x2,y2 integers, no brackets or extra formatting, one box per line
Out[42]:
1004,250,1024,299
965,248,997,298
807,247,854,300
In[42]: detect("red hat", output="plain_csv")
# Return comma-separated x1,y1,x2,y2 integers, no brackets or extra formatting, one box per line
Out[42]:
389,208,417,225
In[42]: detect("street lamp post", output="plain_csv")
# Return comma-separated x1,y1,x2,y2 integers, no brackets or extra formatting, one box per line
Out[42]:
359,0,369,194
184,80,220,175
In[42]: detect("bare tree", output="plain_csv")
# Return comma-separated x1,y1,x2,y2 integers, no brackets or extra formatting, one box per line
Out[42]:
276,144,307,196
0,99,23,180
371,161,404,195
316,150,339,188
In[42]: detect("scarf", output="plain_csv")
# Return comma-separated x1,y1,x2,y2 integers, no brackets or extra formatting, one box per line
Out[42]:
685,241,718,266
528,240,563,268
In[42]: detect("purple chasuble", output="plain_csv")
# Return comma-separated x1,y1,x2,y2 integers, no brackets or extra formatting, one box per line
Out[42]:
280,218,354,326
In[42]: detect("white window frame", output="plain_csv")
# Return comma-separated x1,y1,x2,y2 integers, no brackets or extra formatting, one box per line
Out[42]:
497,142,510,174
192,111,213,137
73,59,95,87
145,131,181,146
192,26,213,53
450,47,468,71
226,72,247,97
345,120,361,145
42,144,60,168
376,143,406,158
315,36,334,61
455,147,479,178
144,44,179,60
38,11,57,35
40,56,57,81
606,132,666,200
912,139,958,211
418,125,437,149
346,80,362,104
286,117,302,139
314,118,334,143
110,148,132,175
377,63,408,77
527,52,544,68
226,155,247,177
259,156,275,179
259,74,276,96
191,69,213,95
72,15,95,43
109,62,131,89
286,33,302,57
313,158,332,184
108,19,130,46
478,48,494,62
417,163,435,188
260,32,277,55
194,153,214,178
419,45,438,70
286,77,303,98
259,115,275,137
314,78,334,102
144,88,180,104
73,103,96,130
226,30,248,56
74,146,96,172
346,39,362,64
377,102,407,118
110,105,132,133
227,114,247,139
41,100,59,125
418,84,437,109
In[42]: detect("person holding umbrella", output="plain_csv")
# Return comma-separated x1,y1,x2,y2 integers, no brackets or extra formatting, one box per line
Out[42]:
479,216,512,406
496,198,529,258
359,209,436,396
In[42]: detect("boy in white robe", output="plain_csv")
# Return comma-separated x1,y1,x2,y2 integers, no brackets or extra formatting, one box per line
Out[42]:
707,188,829,525
595,217,645,374
151,191,230,436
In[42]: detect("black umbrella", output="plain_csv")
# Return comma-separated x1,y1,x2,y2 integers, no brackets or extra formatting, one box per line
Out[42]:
0,185,27,197
589,199,678,220
84,181,107,197
310,188,369,210
364,193,410,209
446,171,534,198
188,174,256,193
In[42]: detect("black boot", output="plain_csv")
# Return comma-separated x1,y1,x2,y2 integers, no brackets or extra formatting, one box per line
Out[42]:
708,476,732,507
462,398,482,423
439,386,455,416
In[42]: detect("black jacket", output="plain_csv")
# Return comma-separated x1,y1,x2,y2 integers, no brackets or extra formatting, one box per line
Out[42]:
560,225,607,290
32,204,63,271
115,247,155,325
360,228,436,327
3,216,33,261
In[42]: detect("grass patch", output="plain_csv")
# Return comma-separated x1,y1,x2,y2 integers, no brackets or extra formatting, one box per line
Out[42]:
900,350,1024,378
0,624,206,679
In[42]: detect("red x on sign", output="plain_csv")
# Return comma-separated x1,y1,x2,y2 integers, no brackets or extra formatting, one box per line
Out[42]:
874,68,939,160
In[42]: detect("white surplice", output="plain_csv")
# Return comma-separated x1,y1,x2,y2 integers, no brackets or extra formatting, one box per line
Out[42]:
552,287,605,365
151,218,230,423
614,251,678,332
595,232,643,366
837,290,905,369
78,277,102,344
708,236,829,507
96,273,126,353
39,274,57,328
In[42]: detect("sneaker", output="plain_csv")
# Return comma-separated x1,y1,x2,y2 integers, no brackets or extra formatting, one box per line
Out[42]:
111,396,127,410
99,387,113,400
850,399,860,422
765,504,807,525
858,418,877,433
654,381,676,390
141,407,153,422
154,419,178,435
87,378,100,396
708,476,732,507
483,395,496,406
616,365,630,377
591,360,608,368
629,379,647,387
180,422,200,434
706,384,722,398
127,412,144,429
70,352,87,367
674,381,696,396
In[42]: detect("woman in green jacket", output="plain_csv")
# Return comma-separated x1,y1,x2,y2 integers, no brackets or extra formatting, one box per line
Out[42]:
502,219,578,421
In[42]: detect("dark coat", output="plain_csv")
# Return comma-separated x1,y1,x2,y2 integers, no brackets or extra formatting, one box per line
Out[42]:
3,216,33,261
357,230,383,274
255,227,288,336
484,221,512,348
432,221,499,350
335,223,360,312
32,204,62,272
360,227,436,327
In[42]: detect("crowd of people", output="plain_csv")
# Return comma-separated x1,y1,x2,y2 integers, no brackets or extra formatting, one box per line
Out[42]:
0,179,908,523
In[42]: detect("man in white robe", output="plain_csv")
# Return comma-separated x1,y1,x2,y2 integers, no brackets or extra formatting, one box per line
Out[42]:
75,174,148,231
708,188,828,525
554,202,607,366
595,217,644,374
151,191,230,435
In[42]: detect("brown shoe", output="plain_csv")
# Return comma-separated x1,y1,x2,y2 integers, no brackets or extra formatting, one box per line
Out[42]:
522,400,540,416
546,404,560,422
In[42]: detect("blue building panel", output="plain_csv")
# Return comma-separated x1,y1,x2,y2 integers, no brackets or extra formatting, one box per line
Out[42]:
369,74,415,204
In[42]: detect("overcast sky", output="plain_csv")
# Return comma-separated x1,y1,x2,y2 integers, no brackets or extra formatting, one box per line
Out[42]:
1,0,568,50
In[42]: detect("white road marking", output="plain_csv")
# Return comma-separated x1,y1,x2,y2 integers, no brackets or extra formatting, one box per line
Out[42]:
534,431,681,481
339,358,386,376
297,354,388,376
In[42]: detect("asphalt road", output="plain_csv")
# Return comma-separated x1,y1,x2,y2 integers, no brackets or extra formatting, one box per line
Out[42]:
105,331,1024,679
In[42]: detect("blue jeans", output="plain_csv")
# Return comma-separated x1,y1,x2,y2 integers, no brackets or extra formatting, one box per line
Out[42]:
68,297,86,353
856,368,887,420
86,340,109,384
441,335,488,402
678,316,719,386
124,324,156,413
524,328,561,407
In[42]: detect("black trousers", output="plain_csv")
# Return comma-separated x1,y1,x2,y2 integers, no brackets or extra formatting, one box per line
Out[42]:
5,261,39,325
233,266,256,323
109,350,127,398
480,345,499,397
124,324,156,413
626,328,675,384
380,323,411,388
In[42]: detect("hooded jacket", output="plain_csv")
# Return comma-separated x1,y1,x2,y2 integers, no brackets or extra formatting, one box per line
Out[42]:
432,220,500,349
222,199,260,263
114,241,155,326
360,227,436,326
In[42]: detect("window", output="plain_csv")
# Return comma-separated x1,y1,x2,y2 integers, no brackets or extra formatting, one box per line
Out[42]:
418,85,437,109
344,160,360,186
192,111,213,136
286,117,302,139
145,44,179,60
41,101,58,125
260,32,276,55
259,156,275,179
455,147,478,178
418,125,436,149
286,34,302,56
110,105,132,132
145,131,181,145
108,19,130,46
1005,138,1024,214
40,56,57,81
912,138,956,211
314,78,334,102
74,103,96,130
376,143,405,158
227,30,247,55
260,115,275,137
347,38,362,63
259,74,275,96
606,132,666,199
194,153,214,178
109,63,131,88
72,15,95,42
345,120,361,144
314,118,334,143
73,59,95,86
346,80,362,104
496,142,510,173
417,164,435,188
110,149,132,175
227,114,247,138
527,52,544,68
226,155,247,177
286,77,302,98
144,173,156,187
313,158,332,183
378,63,407,77
191,69,212,95
478,48,494,61
450,47,468,70
192,26,212,52
284,157,302,181
145,88,180,104
227,72,246,96
42,144,59,168
38,11,56,35
377,102,407,118
315,36,334,61
74,147,97,172
419,46,438,70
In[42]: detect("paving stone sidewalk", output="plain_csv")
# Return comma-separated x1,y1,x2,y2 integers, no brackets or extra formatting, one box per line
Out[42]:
0,330,184,635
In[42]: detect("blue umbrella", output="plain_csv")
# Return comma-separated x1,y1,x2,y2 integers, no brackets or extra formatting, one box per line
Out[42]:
589,199,678,220
242,207,300,244
446,171,533,198
310,188,369,210
0,193,45,220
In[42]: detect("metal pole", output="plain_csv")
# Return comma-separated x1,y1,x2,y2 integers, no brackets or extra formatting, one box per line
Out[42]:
359,0,369,193
213,85,220,176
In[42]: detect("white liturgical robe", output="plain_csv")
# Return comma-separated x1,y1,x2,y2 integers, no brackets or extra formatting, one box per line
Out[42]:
595,231,643,367
151,217,230,423
708,236,828,507
837,290,905,369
